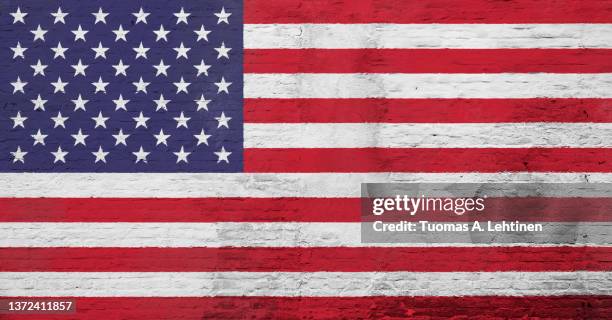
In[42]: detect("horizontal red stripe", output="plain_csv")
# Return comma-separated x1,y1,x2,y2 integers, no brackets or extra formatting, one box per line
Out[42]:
245,0,612,23
1,197,609,222
245,148,612,173
363,197,612,222
2,296,611,319
244,98,612,123
1,247,609,272
245,49,612,73
0,198,356,222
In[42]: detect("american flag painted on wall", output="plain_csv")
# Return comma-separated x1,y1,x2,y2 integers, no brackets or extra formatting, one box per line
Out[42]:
1,0,612,318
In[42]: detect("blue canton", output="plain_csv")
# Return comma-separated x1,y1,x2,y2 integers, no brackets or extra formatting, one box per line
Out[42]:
0,0,243,172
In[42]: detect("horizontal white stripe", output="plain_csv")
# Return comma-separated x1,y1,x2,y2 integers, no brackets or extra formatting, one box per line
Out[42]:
1,173,611,197
1,223,609,247
244,24,612,49
244,74,612,99
245,123,612,148
1,272,608,297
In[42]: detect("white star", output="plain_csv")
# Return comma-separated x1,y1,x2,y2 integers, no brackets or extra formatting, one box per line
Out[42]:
71,129,88,146
51,146,68,163
113,129,130,146
51,112,68,128
173,77,190,94
194,129,211,146
92,111,109,128
113,94,129,111
173,112,191,128
153,59,170,77
215,112,232,128
214,42,231,59
173,146,191,163
92,146,109,163
11,7,28,24
214,146,231,163
11,146,27,163
153,25,170,42
215,77,232,94
31,94,47,111
92,42,109,59
133,112,150,129
133,42,150,59
194,25,211,42
173,42,190,59
72,94,89,111
31,59,48,76
91,76,108,93
51,42,68,59
71,59,88,76
31,129,48,146
194,94,211,111
51,7,69,24
194,60,211,77
11,77,27,94
154,129,171,146
112,59,130,76
112,25,129,42
71,25,88,42
174,7,191,24
132,8,150,24
133,77,150,94
11,42,27,59
11,111,27,128
92,7,109,24
154,94,170,111
133,146,150,163
215,7,231,24
51,76,69,93
92,76,109,94
31,25,48,42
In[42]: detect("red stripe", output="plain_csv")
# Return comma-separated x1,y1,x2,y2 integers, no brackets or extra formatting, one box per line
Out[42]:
0,198,355,222
244,98,612,123
2,296,611,319
245,148,612,173
362,197,612,222
1,197,609,222
245,49,612,74
1,247,609,272
244,0,612,23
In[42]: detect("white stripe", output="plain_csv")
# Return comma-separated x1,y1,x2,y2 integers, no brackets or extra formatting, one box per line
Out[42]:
1,272,608,297
1,173,611,197
244,24,612,49
1,223,609,247
244,74,612,99
245,123,612,148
